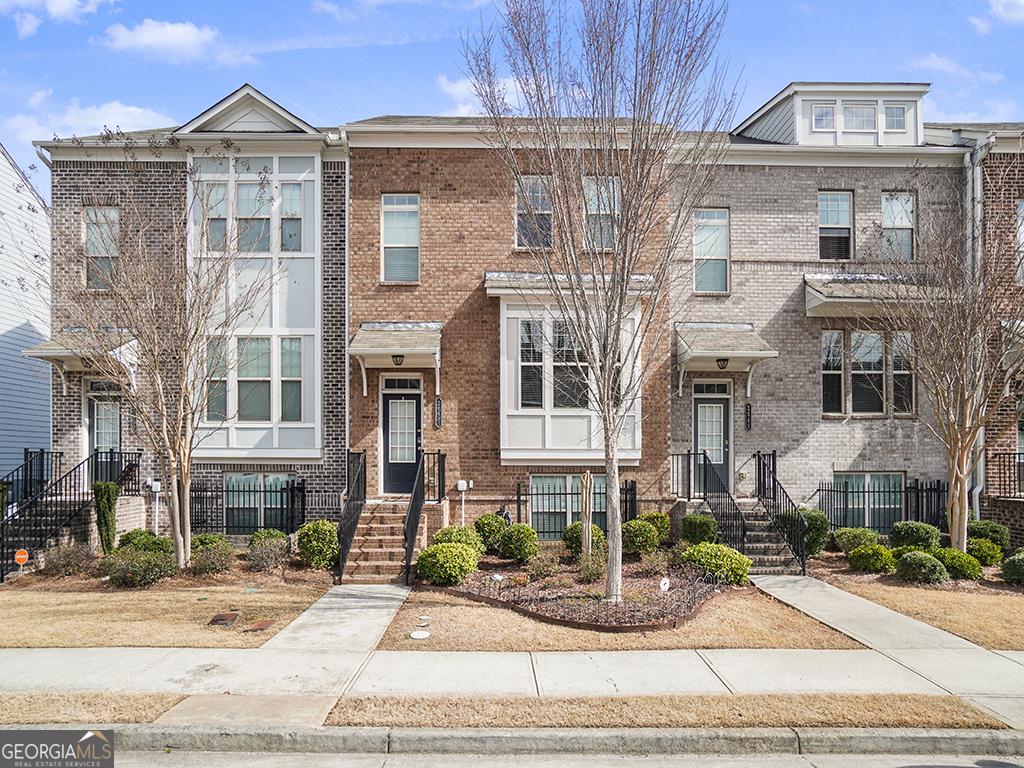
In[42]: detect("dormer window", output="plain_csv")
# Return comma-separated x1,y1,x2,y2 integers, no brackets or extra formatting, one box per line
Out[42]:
812,105,835,131
843,105,877,132
885,105,906,131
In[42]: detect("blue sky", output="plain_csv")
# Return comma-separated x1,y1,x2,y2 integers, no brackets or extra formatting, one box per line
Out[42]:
1,0,1022,199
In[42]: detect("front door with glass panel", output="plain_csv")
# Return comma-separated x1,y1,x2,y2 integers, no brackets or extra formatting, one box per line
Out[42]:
693,384,730,492
382,386,422,494
87,386,121,483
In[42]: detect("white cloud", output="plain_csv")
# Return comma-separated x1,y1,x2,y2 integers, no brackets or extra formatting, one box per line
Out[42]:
13,11,39,36
311,0,350,22
990,0,1024,22
104,18,219,63
968,14,992,33
927,98,1020,124
437,74,522,117
1,0,110,36
911,52,1003,84
3,98,176,146
27,87,50,107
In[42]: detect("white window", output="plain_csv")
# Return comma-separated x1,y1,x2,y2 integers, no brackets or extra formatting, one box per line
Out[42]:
280,337,302,422
203,183,228,252
516,176,552,249
381,194,420,282
851,331,884,414
236,183,271,252
84,206,119,289
583,176,619,250
519,319,543,409
552,320,589,409
819,192,852,260
813,104,835,130
882,192,914,260
693,209,729,293
821,330,844,414
832,472,904,531
206,338,228,421
237,337,272,422
280,183,303,253
892,331,914,414
885,105,906,131
224,472,295,534
843,104,877,131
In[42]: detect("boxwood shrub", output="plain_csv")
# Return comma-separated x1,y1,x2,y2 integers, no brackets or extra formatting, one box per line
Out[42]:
890,545,928,561
675,542,751,585
834,527,879,555
847,543,896,574
966,537,1003,567
967,519,1010,554
296,519,340,569
895,550,948,584
638,511,671,545
498,523,539,563
473,513,508,553
415,542,479,585
678,514,717,545
801,509,829,557
561,521,606,558
889,521,940,551
931,547,982,580
622,519,660,555
106,548,177,588
117,528,174,555
1001,553,1024,585
433,525,486,556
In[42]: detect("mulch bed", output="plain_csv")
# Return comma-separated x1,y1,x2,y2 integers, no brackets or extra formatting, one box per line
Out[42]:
809,551,1023,595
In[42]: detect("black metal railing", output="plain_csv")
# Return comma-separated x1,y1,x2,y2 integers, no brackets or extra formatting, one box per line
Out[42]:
669,451,698,499
338,450,367,578
190,478,306,536
516,479,638,541
754,451,806,574
699,451,746,553
0,450,142,581
992,452,1024,498
422,450,446,504
815,479,948,534
403,453,427,585
0,449,63,512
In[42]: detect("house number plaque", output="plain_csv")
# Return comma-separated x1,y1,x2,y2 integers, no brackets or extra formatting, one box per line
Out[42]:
744,402,752,431
434,397,443,429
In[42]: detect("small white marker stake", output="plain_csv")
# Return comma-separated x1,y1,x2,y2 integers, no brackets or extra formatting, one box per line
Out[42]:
660,577,671,592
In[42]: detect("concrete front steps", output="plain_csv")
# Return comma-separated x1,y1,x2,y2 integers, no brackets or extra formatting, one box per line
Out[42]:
342,499,425,585
736,499,803,576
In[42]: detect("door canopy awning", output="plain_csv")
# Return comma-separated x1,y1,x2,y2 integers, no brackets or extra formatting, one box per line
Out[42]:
804,273,935,318
676,322,778,397
349,321,442,396
23,332,138,394
484,271,655,297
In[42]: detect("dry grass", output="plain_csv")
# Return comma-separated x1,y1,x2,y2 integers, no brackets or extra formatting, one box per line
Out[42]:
328,693,1002,729
0,560,332,648
0,694,183,724
377,588,860,651
811,554,1024,650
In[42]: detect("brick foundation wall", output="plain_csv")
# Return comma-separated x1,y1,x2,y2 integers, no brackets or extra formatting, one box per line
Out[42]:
981,497,1024,550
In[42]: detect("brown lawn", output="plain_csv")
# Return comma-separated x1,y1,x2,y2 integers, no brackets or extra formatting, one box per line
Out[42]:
328,693,1001,729
0,558,332,648
810,553,1024,650
0,694,183,724
377,587,860,651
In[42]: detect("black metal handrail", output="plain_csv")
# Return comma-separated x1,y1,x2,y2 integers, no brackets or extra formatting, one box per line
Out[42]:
338,450,367,578
0,449,63,512
669,451,698,499
403,453,427,585
422,450,446,503
754,451,807,574
816,478,947,534
992,452,1024,498
699,451,746,554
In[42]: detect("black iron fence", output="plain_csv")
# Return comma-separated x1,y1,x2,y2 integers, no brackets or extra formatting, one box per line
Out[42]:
815,478,947,534
516,479,638,541
423,450,446,504
754,451,806,574
0,449,62,512
669,451,698,499
338,450,367,577
992,452,1024,498
190,478,306,536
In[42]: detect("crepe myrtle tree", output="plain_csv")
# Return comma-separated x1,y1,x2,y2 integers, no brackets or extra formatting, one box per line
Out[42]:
465,0,734,600
39,131,276,568
822,146,1024,551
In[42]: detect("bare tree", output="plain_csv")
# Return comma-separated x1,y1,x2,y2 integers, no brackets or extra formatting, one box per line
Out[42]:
465,0,733,600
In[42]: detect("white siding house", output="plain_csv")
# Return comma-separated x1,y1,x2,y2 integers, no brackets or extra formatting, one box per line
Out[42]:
0,143,50,473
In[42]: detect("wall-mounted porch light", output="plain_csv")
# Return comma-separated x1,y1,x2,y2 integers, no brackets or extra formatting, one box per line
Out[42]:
715,358,729,370
391,354,405,366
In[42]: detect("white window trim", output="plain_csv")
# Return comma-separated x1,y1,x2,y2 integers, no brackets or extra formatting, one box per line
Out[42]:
818,191,854,261
892,331,915,415
82,205,120,290
850,330,886,416
882,191,915,261
811,103,836,132
280,336,303,422
583,175,620,251
380,193,421,283
883,104,908,133
693,208,731,295
514,175,553,251
517,319,544,409
821,329,845,415
842,103,878,133
832,470,906,529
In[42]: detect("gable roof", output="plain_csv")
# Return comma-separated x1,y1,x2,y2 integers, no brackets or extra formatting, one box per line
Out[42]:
175,83,321,136
0,141,47,211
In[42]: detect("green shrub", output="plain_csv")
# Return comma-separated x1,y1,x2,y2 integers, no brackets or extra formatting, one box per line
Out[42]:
676,542,751,585
248,528,287,549
527,550,560,579
834,527,879,555
415,542,479,585
966,537,1003,567
932,547,982,580
498,523,539,563
577,550,606,583
638,549,670,576
847,543,896,574
669,540,693,567
296,519,339,569
192,532,230,550
889,521,940,551
117,528,174,555
433,525,486,556
1001,553,1024,585
561,521,606,558
801,509,829,557
896,550,948,584
890,545,928,561
42,542,95,577
679,514,718,545
248,537,290,572
106,548,177,588
638,511,671,545
473,514,508,553
190,539,235,575
622,519,660,555
967,520,1011,554
92,481,120,555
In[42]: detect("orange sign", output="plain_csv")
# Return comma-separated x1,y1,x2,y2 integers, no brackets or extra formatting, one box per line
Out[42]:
14,549,28,566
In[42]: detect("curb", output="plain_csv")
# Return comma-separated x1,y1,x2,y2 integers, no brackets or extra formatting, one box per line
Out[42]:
2,724,1023,755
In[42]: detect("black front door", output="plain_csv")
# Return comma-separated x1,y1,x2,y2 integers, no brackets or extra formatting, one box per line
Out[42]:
382,393,422,494
693,395,730,492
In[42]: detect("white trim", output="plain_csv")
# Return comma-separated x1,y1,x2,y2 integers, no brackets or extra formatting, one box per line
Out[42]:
380,193,421,283
691,378,733,491
176,84,321,136
692,208,731,295
811,103,836,133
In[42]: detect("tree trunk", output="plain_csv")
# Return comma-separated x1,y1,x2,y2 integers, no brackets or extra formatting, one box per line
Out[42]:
581,471,593,557
603,424,622,603
166,467,186,569
180,468,192,565
946,450,971,552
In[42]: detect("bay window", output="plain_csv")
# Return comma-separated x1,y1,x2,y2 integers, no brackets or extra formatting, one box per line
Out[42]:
519,319,543,409
553,320,589,409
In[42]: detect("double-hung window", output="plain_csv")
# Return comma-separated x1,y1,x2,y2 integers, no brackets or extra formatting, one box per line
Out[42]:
381,194,420,282
552,320,589,409
821,330,844,414
280,183,303,252
204,183,228,251
206,338,228,421
583,176,619,250
843,104,876,131
819,192,852,260
892,332,915,414
516,176,553,249
280,337,302,422
851,331,885,414
693,209,730,293
84,206,119,289
236,184,271,252
813,104,835,130
882,192,914,260
833,471,904,533
519,319,544,409
885,105,906,131
237,337,271,422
